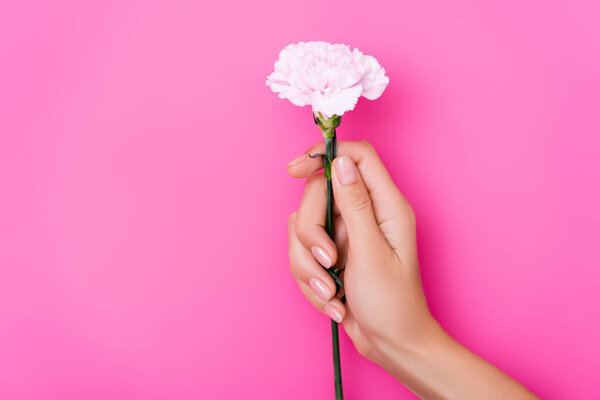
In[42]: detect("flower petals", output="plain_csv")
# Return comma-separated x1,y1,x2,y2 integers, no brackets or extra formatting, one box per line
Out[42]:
266,41,389,118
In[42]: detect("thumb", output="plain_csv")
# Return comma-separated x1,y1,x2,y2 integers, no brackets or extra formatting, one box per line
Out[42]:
331,155,389,256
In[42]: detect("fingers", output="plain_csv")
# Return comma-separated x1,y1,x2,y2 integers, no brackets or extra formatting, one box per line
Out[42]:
288,141,394,193
288,212,346,322
295,174,338,268
331,155,390,260
299,282,346,323
288,140,416,256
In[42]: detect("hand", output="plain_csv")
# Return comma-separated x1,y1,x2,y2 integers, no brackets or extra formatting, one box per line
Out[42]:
287,140,538,399
287,140,436,364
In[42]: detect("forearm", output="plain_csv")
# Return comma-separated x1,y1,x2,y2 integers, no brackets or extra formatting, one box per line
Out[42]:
378,321,538,400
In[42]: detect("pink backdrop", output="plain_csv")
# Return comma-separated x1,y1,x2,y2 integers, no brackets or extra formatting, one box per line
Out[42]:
1,0,599,399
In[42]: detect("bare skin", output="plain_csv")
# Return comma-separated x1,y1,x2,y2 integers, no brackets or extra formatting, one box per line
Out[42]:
287,140,538,400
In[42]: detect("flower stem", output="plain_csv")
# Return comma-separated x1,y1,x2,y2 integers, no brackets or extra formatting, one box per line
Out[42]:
324,132,343,400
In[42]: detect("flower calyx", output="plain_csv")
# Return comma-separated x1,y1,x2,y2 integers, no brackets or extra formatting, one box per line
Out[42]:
314,113,341,139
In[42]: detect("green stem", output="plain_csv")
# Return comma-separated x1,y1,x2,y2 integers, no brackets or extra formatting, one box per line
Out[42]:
324,132,343,400
332,320,343,399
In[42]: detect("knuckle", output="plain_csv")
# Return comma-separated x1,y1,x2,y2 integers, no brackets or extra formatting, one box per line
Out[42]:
294,214,306,237
354,341,372,359
288,257,301,278
288,211,297,228
357,139,376,155
294,218,315,246
350,192,372,213
289,263,302,282
295,229,310,246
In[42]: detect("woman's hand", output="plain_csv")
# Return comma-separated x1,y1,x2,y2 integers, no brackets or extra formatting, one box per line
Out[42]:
287,140,435,364
287,140,538,400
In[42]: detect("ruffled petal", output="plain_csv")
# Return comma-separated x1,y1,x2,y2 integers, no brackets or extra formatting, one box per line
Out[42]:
266,42,389,116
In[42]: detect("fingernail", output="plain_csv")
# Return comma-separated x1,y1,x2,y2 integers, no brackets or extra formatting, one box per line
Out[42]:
324,304,343,323
309,278,332,301
311,246,332,268
335,156,357,185
287,153,306,167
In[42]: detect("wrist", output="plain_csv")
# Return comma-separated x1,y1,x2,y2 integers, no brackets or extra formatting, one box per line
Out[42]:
373,316,449,391
372,318,538,400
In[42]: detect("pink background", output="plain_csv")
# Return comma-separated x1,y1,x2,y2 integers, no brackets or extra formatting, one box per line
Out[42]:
1,0,599,399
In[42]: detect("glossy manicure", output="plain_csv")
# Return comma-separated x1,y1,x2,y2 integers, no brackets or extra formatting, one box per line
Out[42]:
335,156,357,185
311,246,332,268
324,304,343,323
309,278,332,301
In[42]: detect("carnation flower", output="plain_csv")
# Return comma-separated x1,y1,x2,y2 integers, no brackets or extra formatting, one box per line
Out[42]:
266,41,389,118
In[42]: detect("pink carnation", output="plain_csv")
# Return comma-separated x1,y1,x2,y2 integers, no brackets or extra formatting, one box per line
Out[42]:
266,41,389,118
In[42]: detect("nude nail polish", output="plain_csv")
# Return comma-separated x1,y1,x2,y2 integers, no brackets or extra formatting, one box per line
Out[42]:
324,304,343,323
309,278,331,301
311,246,332,268
335,156,357,185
